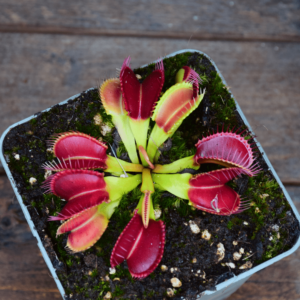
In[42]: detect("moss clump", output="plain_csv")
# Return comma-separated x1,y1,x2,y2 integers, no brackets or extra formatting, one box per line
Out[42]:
167,131,196,161
244,174,284,238
116,141,126,158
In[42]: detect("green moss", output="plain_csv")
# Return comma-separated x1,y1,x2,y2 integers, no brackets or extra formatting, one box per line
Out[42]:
259,231,285,262
241,173,284,240
200,73,209,83
66,258,73,267
91,269,98,278
116,141,126,158
30,118,37,125
208,72,238,125
167,131,196,161
12,146,20,152
226,216,243,230
143,289,155,297
113,285,125,297
227,220,234,230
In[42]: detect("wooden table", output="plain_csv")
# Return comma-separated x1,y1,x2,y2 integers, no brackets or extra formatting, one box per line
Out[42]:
0,1,299,299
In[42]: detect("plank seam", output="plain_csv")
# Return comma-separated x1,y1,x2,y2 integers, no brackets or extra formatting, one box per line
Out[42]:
0,25,300,43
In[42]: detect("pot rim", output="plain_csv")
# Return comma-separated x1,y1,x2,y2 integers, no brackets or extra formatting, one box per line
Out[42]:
1,49,299,299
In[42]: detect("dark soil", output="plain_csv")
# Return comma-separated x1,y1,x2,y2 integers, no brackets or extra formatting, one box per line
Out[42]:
2,52,300,300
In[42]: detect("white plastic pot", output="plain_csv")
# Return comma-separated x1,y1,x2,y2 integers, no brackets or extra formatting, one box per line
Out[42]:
1,49,299,300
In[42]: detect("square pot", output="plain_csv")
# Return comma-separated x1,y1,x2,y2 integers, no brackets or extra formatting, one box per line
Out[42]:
1,49,300,300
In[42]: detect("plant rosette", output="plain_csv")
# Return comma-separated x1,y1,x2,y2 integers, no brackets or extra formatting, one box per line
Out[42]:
1,50,300,300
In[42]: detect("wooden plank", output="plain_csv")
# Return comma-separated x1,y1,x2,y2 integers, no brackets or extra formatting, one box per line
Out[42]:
0,176,60,300
0,33,299,181
286,186,300,213
1,177,300,299
0,0,300,42
228,265,300,300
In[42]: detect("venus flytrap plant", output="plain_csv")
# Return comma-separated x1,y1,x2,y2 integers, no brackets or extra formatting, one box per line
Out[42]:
54,202,115,252
153,168,250,215
119,57,164,166
42,168,142,251
137,168,156,228
100,78,139,164
152,127,261,176
147,66,205,163
43,132,143,173
42,57,260,279
110,169,166,278
152,155,199,174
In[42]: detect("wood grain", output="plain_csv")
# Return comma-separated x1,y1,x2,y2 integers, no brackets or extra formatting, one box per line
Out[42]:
0,33,299,182
0,175,299,299
0,0,299,42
